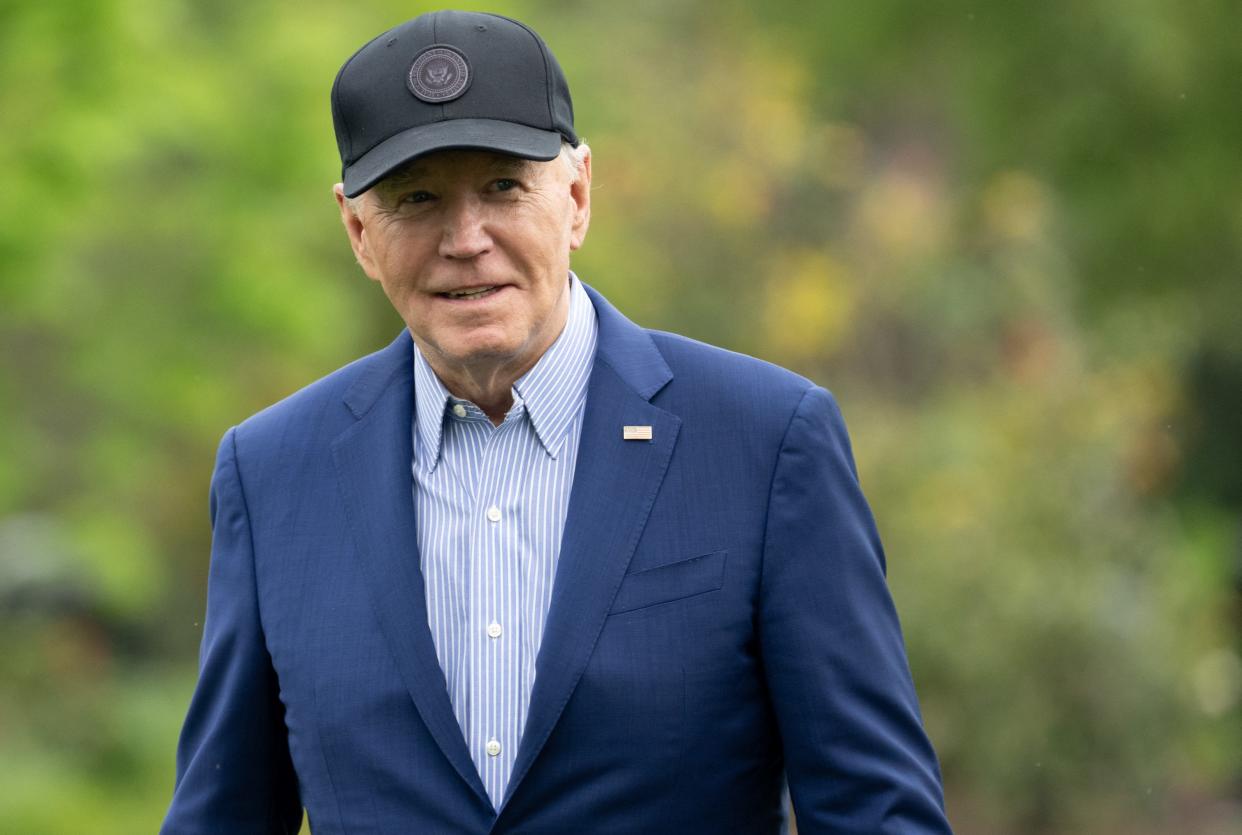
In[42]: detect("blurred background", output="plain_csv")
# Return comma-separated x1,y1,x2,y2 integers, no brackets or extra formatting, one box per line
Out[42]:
2,0,1240,832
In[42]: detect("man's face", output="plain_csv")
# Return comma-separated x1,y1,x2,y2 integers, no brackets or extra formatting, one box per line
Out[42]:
335,149,591,384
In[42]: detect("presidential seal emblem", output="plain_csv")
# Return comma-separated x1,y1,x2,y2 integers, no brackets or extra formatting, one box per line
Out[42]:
408,46,471,103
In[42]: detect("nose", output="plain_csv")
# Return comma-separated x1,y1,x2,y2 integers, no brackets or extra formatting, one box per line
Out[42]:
438,197,491,260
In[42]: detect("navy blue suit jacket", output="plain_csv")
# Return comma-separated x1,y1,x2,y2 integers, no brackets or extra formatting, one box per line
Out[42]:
163,285,951,834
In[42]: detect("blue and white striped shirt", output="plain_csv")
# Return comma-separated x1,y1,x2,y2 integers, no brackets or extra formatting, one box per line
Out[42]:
411,274,598,807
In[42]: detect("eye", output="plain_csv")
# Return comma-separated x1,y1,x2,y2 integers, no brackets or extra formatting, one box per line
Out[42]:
492,178,519,192
400,190,435,205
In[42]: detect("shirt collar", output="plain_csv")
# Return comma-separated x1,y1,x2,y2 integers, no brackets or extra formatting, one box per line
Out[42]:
413,272,598,471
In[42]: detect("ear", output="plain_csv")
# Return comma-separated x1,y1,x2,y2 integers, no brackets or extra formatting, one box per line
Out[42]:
334,183,381,281
568,148,592,251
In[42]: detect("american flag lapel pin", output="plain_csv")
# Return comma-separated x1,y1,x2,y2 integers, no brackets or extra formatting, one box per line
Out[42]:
623,425,653,441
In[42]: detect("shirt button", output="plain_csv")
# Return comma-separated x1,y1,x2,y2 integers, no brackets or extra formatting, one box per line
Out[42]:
487,622,503,639
486,505,502,523
485,739,502,757
451,403,467,418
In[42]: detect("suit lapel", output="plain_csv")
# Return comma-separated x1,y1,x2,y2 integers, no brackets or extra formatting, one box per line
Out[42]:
502,285,680,808
330,333,491,809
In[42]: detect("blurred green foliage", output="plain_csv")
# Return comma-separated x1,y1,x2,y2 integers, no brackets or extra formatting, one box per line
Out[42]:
2,1,1240,832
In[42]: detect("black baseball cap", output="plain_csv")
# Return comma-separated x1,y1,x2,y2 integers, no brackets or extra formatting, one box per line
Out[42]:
331,10,579,198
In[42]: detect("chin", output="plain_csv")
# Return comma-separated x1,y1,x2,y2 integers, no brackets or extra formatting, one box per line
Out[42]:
441,336,524,366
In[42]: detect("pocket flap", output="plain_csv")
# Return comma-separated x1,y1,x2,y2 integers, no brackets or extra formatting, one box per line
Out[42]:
609,550,728,615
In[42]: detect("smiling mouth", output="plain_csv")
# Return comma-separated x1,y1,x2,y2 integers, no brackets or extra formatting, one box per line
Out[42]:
438,285,503,300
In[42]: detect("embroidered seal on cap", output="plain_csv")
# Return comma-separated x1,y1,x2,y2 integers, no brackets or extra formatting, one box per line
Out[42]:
408,46,471,103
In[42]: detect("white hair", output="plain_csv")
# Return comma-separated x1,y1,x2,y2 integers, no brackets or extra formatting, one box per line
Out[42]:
558,139,590,184
344,139,589,215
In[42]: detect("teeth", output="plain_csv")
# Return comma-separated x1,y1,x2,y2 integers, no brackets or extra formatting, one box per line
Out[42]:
446,286,496,299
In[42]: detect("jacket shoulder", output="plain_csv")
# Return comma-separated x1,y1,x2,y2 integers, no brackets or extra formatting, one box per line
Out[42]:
232,332,409,450
646,329,821,417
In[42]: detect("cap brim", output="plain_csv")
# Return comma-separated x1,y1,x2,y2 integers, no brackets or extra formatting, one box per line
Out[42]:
341,118,564,197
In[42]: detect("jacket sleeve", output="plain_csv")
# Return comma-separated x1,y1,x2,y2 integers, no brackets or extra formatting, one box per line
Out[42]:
759,386,952,834
162,427,303,835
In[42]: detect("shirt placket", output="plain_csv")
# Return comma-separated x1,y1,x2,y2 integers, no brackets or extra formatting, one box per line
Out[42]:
469,407,524,806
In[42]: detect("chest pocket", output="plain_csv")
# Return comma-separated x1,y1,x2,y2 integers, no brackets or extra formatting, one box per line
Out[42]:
609,549,727,615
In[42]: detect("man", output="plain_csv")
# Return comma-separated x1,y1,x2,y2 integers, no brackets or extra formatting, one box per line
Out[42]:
163,10,952,834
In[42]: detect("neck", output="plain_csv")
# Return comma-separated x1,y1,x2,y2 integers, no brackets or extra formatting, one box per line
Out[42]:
418,289,571,427
436,364,522,426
